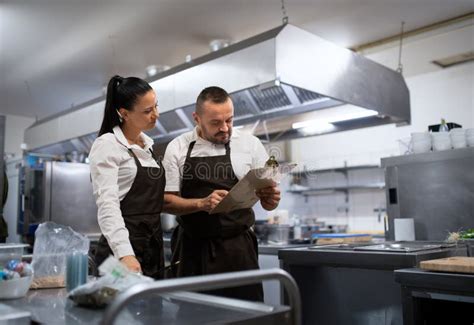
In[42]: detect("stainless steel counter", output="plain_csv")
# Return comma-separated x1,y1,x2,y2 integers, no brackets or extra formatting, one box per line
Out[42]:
2,269,300,325
2,287,291,324
163,235,311,256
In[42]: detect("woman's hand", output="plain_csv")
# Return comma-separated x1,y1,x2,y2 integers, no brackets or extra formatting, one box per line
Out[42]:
120,255,142,273
256,185,281,211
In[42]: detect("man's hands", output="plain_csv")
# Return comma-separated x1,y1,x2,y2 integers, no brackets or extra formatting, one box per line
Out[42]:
256,183,281,211
198,189,228,213
120,255,142,273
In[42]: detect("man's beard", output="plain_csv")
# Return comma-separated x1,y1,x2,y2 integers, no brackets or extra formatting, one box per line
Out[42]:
201,125,232,145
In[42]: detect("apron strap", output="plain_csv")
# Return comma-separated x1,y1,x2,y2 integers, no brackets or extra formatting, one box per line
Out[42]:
224,141,231,157
128,148,142,168
186,141,196,160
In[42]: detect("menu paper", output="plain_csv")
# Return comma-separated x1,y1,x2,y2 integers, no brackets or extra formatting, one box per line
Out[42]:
209,163,297,214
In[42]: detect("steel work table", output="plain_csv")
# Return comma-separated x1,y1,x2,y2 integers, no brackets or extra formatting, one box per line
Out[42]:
394,268,474,325
2,269,301,325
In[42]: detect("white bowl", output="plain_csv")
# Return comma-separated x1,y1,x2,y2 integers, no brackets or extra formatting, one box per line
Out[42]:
451,136,467,148
467,136,474,147
433,141,452,151
431,132,450,140
449,128,464,135
413,141,432,153
411,132,430,141
0,276,33,299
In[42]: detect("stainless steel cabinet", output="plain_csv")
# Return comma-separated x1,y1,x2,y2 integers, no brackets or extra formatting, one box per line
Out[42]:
382,147,474,241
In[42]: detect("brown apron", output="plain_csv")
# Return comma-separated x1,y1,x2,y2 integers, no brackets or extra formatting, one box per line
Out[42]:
94,148,166,279
170,141,263,301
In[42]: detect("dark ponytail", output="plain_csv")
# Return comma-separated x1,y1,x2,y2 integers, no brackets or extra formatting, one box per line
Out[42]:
98,75,153,136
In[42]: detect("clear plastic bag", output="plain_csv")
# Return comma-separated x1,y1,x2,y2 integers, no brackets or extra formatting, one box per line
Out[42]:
31,222,90,289
68,256,153,308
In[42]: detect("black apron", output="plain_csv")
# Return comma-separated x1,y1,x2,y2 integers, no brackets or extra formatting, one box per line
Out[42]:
94,148,166,279
170,140,263,301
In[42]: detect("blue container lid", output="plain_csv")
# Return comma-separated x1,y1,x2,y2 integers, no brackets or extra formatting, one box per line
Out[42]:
311,233,370,238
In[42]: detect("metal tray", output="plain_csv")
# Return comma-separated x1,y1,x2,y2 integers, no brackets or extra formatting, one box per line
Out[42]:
353,243,444,252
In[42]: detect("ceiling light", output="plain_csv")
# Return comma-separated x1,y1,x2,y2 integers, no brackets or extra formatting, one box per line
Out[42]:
292,107,378,129
146,65,170,78
300,122,335,135
209,39,231,52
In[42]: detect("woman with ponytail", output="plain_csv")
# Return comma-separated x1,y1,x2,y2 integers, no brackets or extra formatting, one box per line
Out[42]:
89,75,166,278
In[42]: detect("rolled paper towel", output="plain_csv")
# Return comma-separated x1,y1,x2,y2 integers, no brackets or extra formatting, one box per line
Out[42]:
394,218,415,241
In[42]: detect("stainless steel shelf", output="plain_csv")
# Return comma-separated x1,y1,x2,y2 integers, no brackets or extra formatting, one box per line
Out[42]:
288,183,385,196
291,164,381,177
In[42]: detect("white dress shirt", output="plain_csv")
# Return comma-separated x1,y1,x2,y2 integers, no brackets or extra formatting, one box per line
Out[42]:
162,127,269,193
89,126,160,258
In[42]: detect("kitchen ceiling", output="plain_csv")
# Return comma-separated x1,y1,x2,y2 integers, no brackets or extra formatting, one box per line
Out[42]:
0,0,472,120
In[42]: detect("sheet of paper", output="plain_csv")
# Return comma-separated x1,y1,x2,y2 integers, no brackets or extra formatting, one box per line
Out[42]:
209,163,297,214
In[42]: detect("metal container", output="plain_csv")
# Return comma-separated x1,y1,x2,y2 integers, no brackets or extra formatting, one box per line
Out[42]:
267,225,291,245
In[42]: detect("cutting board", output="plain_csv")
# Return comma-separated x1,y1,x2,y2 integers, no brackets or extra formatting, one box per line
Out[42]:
313,233,372,245
420,257,474,274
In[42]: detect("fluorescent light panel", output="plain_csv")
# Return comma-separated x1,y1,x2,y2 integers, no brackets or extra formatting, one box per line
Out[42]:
292,106,378,130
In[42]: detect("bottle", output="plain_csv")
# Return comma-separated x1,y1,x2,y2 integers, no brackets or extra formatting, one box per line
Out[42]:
293,214,302,240
265,155,279,168
439,118,449,132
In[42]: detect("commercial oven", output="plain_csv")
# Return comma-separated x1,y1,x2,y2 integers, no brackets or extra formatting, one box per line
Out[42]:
19,161,100,239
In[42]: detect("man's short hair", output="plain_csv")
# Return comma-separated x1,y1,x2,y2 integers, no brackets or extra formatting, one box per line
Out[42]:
196,86,230,115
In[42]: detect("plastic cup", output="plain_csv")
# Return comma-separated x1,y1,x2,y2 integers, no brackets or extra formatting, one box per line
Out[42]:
66,252,88,292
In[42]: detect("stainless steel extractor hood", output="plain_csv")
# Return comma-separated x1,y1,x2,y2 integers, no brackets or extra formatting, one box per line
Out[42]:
25,24,410,155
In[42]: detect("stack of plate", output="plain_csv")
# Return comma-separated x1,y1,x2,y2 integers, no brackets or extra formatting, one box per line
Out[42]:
411,132,431,153
450,128,466,149
467,128,474,147
431,132,451,151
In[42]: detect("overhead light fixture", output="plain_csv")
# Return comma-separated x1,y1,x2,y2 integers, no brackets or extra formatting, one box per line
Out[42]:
292,107,378,130
300,122,336,135
146,64,170,78
209,39,231,52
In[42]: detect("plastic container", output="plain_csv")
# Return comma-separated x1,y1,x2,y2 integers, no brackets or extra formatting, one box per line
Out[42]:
0,276,33,299
267,225,290,245
66,252,88,292
0,244,29,266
